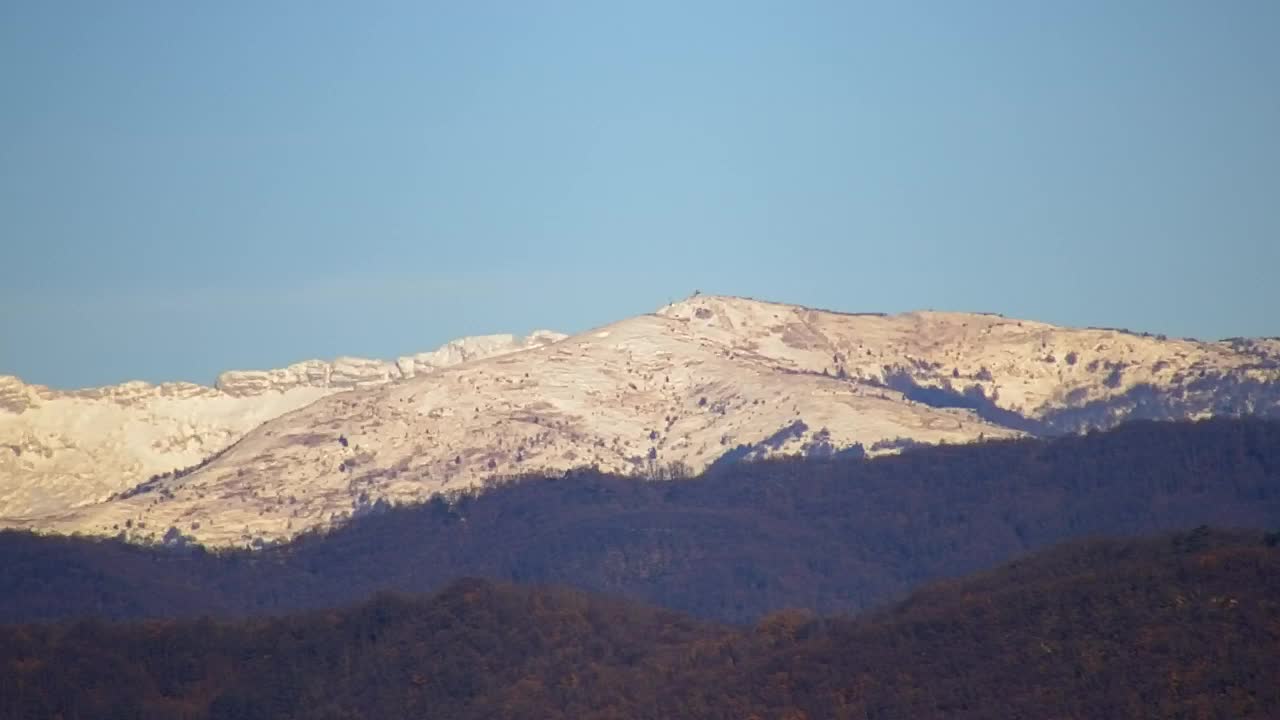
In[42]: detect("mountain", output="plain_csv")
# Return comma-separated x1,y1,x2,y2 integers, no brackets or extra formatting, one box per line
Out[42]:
0,331,564,519
3,529,1277,720
2,418,1278,624
5,294,1280,545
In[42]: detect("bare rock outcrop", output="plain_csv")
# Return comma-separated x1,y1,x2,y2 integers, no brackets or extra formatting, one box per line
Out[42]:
0,331,563,519
212,333,567,395
13,295,1278,548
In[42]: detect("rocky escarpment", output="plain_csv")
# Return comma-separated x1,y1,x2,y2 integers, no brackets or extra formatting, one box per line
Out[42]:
0,331,564,518
213,332,567,397
18,295,1280,548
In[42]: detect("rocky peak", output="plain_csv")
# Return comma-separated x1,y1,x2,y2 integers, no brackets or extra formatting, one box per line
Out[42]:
6,296,1279,547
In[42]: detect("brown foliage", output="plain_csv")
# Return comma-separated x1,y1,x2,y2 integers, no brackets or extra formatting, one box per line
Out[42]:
2,531,1278,719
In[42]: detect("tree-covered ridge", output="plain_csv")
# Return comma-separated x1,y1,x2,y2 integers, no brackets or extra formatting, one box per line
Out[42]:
683,529,1280,719
3,418,1280,625
3,530,1278,719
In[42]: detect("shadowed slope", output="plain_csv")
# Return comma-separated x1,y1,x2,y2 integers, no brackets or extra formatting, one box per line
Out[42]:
2,418,1279,625
3,530,1278,719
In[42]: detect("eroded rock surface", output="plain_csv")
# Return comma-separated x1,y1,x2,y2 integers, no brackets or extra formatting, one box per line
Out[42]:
10,295,1278,547
0,331,563,518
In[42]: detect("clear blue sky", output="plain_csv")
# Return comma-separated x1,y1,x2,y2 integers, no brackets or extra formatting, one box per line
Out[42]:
3,1,1277,388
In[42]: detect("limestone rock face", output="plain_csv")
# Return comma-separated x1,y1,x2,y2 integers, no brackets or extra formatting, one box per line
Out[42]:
211,334,569,396
0,376,36,414
11,295,1279,548
0,331,563,519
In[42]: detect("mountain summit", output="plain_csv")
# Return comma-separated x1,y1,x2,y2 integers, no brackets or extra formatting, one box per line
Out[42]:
4,295,1279,545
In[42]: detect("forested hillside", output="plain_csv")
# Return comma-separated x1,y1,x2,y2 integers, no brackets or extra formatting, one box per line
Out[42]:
3,418,1279,624
3,530,1277,719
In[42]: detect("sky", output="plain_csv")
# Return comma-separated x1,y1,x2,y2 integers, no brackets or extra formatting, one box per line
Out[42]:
2,1,1278,388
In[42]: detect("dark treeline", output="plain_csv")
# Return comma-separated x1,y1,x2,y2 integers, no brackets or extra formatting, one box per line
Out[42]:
3,530,1278,719
3,418,1280,624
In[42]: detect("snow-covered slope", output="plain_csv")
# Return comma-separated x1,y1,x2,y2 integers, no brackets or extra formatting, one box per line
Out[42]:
5,295,1279,547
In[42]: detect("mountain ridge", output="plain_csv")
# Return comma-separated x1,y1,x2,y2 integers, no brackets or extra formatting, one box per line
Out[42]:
4,294,1280,544
0,330,565,518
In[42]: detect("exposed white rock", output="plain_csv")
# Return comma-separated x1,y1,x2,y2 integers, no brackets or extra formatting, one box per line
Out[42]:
0,331,563,518
210,333,569,396
9,295,1278,548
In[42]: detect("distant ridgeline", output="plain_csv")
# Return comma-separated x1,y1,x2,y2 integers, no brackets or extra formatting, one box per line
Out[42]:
2,418,1279,625
2,529,1278,720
